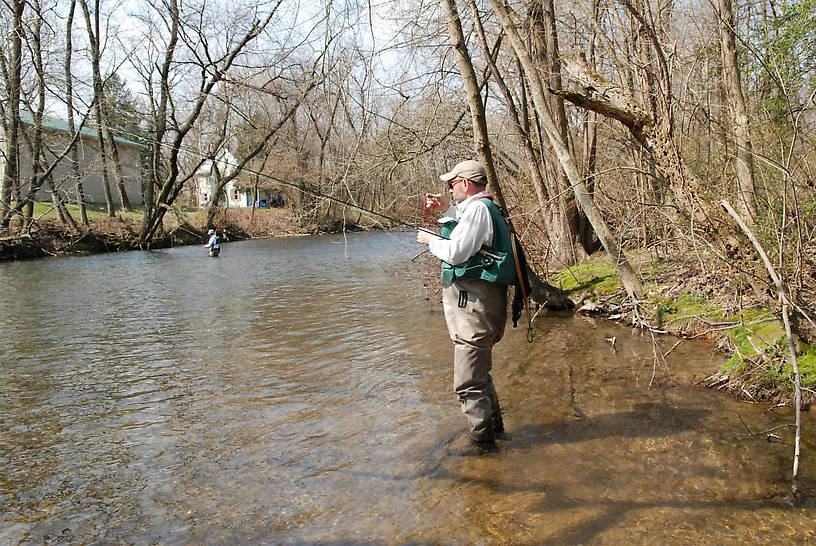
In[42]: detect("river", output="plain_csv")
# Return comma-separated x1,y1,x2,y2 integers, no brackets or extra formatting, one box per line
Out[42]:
1,231,814,544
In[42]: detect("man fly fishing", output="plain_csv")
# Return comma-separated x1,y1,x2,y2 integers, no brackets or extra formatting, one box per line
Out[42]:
417,160,525,451
205,228,221,257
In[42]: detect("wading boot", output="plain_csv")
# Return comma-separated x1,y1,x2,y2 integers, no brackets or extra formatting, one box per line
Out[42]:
469,429,497,453
450,429,498,456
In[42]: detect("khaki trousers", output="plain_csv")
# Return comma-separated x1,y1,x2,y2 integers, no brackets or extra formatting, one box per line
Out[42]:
442,278,507,434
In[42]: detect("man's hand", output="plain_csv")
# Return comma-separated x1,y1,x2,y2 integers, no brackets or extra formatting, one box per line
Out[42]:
416,229,439,245
423,193,448,212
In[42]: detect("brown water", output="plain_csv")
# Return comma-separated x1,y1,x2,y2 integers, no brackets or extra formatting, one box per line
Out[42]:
1,231,814,544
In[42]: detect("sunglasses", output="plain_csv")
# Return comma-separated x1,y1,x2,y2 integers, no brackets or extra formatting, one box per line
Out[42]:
448,177,467,190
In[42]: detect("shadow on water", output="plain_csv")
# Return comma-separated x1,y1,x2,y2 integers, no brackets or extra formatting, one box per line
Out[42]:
419,399,815,543
509,402,711,447
431,474,803,546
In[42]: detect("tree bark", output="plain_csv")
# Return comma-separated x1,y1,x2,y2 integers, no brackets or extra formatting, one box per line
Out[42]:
440,0,508,211
1,0,25,229
64,0,88,225
717,0,757,221
486,0,644,301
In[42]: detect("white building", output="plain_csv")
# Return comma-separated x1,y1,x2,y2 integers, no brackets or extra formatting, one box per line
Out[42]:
195,149,281,208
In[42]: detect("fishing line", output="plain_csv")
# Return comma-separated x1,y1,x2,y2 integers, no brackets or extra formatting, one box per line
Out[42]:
74,121,537,335
43,118,537,340
81,121,447,241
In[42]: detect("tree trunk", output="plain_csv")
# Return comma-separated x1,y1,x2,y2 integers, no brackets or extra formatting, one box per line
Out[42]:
440,0,508,212
486,0,644,300
104,126,132,211
25,0,48,227
64,0,88,225
1,0,25,229
468,0,550,222
140,0,179,242
79,0,115,217
205,162,225,229
717,0,757,221
532,0,589,262
46,177,78,230
579,0,602,253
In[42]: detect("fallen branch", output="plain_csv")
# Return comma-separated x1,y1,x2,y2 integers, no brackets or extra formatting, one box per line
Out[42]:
721,200,803,497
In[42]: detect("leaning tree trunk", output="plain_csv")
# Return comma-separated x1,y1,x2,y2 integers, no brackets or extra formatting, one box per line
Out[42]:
486,0,644,301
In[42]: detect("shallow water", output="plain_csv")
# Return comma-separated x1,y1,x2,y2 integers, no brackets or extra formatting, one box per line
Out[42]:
1,231,814,544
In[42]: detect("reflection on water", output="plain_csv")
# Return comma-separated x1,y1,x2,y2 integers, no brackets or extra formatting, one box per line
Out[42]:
1,231,814,544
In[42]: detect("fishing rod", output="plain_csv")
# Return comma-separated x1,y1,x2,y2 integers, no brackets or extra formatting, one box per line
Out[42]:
94,122,448,239
97,122,533,338
243,171,445,239
100,124,533,331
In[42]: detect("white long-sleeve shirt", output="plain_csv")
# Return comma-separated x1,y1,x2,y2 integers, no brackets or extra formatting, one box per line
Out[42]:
428,191,493,265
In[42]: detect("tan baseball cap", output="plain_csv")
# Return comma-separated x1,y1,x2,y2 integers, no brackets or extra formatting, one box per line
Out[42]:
439,160,487,184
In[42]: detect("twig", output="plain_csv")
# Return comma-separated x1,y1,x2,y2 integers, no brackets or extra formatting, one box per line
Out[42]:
663,340,683,359
721,200,803,497
531,306,547,323
737,413,754,435
688,324,741,339
737,420,794,440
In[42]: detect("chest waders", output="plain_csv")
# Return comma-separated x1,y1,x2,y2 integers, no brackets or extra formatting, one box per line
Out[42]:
440,196,532,340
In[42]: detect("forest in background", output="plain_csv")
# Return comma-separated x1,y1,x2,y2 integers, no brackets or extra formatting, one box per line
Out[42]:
1,0,815,489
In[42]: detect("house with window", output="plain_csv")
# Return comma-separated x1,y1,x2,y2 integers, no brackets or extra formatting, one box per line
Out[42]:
0,112,146,206
195,150,283,208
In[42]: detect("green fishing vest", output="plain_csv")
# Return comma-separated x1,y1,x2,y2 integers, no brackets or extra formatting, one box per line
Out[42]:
440,197,517,286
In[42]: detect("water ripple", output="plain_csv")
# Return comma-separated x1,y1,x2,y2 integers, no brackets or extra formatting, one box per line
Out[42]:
2,232,810,544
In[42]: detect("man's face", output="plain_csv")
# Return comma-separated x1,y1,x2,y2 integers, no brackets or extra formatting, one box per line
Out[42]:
448,177,468,203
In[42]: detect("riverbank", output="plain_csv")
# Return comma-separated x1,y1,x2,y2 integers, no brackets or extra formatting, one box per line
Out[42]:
0,206,344,261
400,246,816,408
541,252,816,408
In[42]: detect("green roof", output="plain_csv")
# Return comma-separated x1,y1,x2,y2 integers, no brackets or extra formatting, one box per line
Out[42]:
17,111,147,149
